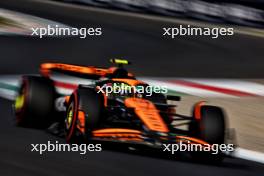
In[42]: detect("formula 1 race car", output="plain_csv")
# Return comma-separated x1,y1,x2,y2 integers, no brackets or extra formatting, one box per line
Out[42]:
14,59,227,162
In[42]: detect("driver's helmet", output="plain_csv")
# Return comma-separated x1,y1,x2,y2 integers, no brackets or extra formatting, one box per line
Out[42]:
111,68,129,78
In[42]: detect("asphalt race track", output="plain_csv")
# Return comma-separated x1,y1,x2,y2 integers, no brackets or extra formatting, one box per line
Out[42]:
0,97,264,176
0,0,264,176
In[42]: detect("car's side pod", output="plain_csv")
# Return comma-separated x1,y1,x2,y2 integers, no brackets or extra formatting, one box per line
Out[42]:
166,95,181,101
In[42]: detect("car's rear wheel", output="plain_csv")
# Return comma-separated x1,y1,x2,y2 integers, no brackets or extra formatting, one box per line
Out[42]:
189,104,226,163
65,87,103,143
15,76,56,128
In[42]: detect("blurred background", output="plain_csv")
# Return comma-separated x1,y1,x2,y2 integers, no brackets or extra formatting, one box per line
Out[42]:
55,0,264,28
0,0,263,176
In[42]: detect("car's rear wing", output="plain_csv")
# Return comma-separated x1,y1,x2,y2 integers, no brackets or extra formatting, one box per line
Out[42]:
40,63,107,78
40,62,134,79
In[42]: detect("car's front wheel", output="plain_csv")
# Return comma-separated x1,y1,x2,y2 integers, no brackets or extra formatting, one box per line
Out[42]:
65,87,103,143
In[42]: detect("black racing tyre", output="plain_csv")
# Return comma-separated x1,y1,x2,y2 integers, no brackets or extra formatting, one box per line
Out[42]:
15,76,56,128
65,87,103,143
189,105,226,163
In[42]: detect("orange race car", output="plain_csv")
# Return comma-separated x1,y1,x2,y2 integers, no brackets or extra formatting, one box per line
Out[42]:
14,59,228,162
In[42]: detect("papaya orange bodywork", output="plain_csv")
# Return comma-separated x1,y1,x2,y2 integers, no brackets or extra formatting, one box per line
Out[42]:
125,98,169,133
76,111,85,134
64,96,70,104
92,128,142,141
194,101,206,120
93,128,142,134
176,136,209,145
